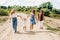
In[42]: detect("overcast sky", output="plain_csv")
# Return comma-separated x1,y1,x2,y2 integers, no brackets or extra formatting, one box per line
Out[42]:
0,0,60,9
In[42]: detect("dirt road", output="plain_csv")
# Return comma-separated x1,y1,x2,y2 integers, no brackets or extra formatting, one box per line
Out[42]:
0,13,60,40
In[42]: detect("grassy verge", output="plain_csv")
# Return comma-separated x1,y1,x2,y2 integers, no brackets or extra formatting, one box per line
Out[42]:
47,26,60,31
44,22,60,35
0,16,8,25
49,14,60,19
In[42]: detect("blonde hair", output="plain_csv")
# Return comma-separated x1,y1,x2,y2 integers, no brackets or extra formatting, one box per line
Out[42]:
10,9,16,15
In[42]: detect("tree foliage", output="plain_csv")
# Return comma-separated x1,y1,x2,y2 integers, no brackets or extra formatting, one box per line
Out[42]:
0,2,60,16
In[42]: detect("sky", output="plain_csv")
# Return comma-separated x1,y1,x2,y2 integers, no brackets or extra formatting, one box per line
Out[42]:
0,0,60,9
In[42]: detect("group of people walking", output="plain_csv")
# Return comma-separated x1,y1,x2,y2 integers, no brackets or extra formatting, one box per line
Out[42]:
9,9,45,33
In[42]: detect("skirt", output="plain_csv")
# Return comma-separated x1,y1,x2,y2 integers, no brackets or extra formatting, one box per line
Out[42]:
30,18,36,25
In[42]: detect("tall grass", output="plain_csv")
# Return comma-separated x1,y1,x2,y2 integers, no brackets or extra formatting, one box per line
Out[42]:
0,16,8,23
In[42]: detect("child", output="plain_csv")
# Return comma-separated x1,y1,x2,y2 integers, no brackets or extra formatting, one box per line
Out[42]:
9,9,22,33
23,17,27,31
38,10,45,29
29,10,36,31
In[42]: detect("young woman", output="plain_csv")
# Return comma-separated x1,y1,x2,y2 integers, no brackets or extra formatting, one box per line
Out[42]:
38,10,45,29
9,9,22,33
29,10,36,31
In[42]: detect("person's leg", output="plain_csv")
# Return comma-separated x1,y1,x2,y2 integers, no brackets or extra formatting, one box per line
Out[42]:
12,18,15,33
15,20,17,33
40,21,43,29
30,24,33,30
31,24,33,30
23,21,27,31
13,20,15,32
23,26,26,31
13,19,17,33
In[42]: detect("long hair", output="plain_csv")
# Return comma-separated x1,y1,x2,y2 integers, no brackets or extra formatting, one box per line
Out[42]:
39,10,43,14
32,10,36,15
10,9,16,15
38,10,44,21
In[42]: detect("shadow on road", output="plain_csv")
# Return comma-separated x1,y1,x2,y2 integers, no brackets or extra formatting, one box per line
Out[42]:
16,31,36,35
15,30,51,35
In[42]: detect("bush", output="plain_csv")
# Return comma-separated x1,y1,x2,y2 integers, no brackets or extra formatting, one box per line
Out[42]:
43,9,50,16
0,9,9,16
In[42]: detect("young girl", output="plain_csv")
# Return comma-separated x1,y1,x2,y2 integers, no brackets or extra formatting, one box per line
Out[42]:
29,10,36,31
23,16,27,31
38,10,45,29
9,9,22,33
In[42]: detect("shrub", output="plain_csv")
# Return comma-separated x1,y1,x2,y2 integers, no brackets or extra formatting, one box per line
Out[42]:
0,9,9,16
43,9,50,16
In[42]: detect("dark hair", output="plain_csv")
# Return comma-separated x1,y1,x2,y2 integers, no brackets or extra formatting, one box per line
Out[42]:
38,10,44,21
39,10,43,14
32,10,35,15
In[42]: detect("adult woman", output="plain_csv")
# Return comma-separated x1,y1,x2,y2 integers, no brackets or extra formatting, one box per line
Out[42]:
9,9,22,33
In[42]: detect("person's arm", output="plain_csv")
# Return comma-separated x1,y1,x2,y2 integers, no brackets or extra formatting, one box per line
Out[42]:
27,13,31,18
35,15,38,21
20,16,23,20
19,15,23,20
27,15,29,18
17,14,23,20
37,14,40,21
9,14,11,23
43,14,45,21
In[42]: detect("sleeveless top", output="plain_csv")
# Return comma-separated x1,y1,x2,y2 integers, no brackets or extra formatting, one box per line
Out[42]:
30,13,35,20
30,13,36,24
38,14,43,21
10,13,20,18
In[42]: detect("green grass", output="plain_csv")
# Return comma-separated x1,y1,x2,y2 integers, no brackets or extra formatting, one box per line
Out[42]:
47,26,60,31
47,26,60,35
49,14,60,19
18,11,60,19
44,23,60,32
44,23,60,34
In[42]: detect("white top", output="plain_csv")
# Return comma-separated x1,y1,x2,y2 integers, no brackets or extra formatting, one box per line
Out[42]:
10,13,20,18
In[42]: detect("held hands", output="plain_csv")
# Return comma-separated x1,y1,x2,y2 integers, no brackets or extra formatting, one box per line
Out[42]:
19,16,23,20
9,17,11,23
9,20,11,23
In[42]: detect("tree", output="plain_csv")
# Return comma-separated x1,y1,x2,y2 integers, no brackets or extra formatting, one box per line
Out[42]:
38,2,53,10
0,9,8,16
0,6,7,9
46,2,53,10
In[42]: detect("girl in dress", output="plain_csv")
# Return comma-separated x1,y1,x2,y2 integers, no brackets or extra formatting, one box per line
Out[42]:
38,10,45,29
9,9,22,33
29,10,36,31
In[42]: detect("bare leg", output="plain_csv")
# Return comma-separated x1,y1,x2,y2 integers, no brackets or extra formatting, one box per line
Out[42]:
30,24,33,30
40,21,43,29
23,26,26,31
